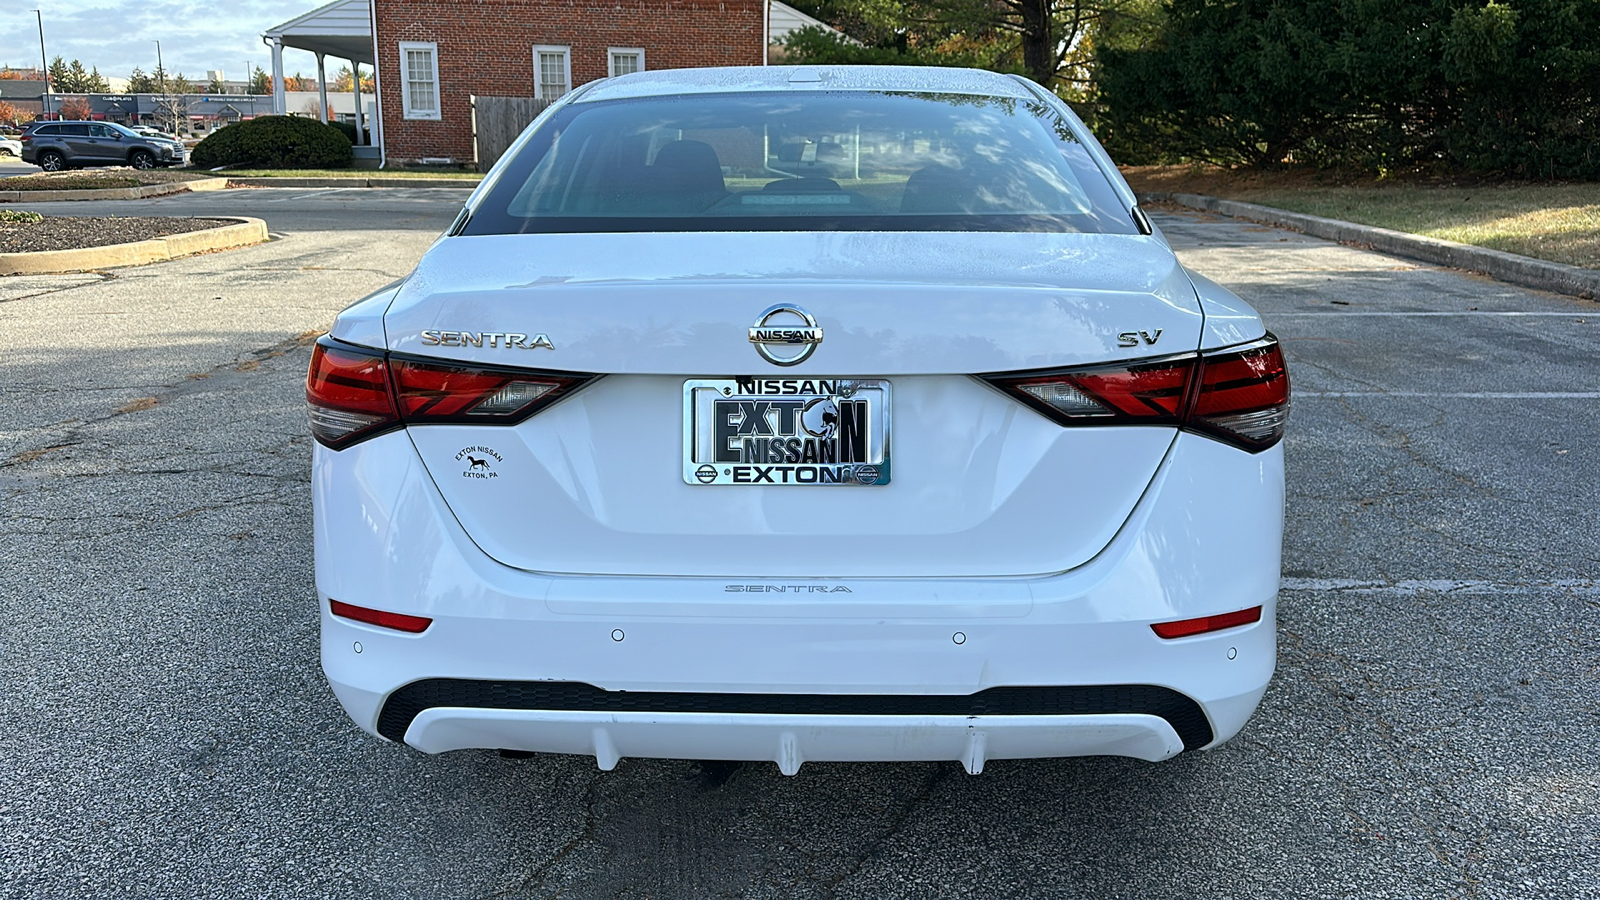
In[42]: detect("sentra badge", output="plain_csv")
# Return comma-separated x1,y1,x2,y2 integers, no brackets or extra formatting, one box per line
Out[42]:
748,305,823,367
420,331,554,350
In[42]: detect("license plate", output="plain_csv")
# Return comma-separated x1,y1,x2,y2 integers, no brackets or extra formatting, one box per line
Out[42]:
683,377,890,486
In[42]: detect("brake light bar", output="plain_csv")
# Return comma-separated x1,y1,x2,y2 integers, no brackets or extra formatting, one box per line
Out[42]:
306,336,594,449
982,334,1290,452
329,599,433,633
1151,606,1263,639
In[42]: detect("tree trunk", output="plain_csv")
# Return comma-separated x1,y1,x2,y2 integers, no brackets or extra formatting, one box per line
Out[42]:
1019,0,1056,87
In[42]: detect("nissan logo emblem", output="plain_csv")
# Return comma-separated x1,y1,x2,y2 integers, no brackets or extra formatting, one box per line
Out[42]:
748,304,823,367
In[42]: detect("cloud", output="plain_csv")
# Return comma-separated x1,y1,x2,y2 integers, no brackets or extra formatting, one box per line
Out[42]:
5,1,343,82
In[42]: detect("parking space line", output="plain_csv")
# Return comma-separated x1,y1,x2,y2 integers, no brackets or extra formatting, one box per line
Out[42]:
264,188,352,202
1297,391,1600,398
1271,311,1590,317
1282,577,1598,595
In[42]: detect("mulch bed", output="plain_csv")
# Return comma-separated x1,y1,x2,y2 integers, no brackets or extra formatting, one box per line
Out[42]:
0,217,235,254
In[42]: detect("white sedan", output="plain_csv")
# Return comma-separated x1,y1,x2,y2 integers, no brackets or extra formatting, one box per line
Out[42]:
308,65,1288,774
0,137,21,159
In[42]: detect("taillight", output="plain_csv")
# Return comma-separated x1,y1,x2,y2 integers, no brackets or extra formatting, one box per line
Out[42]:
307,339,400,449
1187,337,1291,450
306,336,594,449
390,356,588,424
982,334,1290,452
1151,605,1262,639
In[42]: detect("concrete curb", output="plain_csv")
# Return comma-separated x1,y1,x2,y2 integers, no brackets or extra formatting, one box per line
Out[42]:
1141,192,1600,301
0,177,229,203
0,216,269,275
225,176,479,189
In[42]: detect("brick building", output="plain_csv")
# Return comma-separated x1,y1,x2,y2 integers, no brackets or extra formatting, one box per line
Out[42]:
374,0,767,165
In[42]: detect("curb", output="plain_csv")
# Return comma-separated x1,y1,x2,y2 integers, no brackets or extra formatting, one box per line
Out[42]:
226,176,479,189
0,177,229,203
1141,192,1600,301
0,216,269,275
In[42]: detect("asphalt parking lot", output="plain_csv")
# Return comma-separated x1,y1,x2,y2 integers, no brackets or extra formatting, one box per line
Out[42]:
1,189,1595,899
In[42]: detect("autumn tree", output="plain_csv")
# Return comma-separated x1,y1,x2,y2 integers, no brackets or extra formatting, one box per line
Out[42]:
0,101,37,127
58,97,92,120
330,66,376,93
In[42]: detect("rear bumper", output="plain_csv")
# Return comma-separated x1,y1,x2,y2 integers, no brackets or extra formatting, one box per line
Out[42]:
316,430,1283,770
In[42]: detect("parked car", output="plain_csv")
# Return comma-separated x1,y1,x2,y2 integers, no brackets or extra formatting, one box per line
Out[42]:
0,136,20,159
19,120,186,171
309,65,1290,774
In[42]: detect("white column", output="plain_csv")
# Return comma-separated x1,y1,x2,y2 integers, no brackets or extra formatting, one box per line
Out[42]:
315,52,329,123
350,61,365,145
271,40,286,115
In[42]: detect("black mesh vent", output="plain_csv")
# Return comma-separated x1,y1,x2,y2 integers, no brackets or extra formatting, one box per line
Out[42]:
377,680,1213,751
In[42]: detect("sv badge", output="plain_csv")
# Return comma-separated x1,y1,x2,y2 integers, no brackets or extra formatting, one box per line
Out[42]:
1117,329,1163,348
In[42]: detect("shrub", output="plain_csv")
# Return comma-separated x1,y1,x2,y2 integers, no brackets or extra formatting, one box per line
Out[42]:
0,209,44,225
1096,0,1600,179
191,115,353,169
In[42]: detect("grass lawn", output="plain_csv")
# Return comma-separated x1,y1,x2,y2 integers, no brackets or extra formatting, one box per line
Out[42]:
219,168,483,180
1122,166,1599,270
0,168,215,191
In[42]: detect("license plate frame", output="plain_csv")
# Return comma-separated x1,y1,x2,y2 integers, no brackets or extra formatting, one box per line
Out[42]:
683,377,891,486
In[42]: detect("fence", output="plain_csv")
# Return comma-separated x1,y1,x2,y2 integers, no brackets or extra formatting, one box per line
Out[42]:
470,95,553,172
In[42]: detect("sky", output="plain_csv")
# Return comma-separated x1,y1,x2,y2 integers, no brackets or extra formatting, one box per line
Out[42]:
4,2,339,85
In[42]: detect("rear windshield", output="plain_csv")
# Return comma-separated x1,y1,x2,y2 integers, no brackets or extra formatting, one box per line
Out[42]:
462,91,1136,235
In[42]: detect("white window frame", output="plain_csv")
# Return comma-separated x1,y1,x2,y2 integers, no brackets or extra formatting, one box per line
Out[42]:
398,41,441,121
607,48,645,78
532,45,572,100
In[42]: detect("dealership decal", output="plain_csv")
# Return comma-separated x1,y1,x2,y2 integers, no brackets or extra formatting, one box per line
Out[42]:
455,445,503,478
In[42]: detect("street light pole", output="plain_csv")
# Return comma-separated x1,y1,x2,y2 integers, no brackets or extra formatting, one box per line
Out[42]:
33,9,51,119
155,40,168,132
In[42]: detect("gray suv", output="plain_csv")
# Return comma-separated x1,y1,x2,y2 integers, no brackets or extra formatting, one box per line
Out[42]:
20,121,185,171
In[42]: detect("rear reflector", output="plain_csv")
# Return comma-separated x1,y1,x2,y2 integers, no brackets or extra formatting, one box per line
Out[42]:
982,334,1290,452
329,599,433,633
306,336,595,449
1151,606,1262,639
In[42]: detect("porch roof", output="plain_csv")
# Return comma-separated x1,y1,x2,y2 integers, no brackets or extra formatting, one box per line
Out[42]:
263,0,374,64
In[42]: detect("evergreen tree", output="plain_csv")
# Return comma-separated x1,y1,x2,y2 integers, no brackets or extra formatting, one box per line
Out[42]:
128,68,157,93
47,56,71,91
249,65,271,95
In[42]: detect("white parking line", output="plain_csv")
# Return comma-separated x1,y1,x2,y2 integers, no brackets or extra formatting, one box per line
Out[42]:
264,188,352,202
1297,391,1600,399
1271,311,1589,317
1281,577,1598,594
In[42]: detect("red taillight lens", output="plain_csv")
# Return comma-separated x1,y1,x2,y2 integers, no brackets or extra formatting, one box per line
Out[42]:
1188,338,1290,450
982,334,1290,452
306,337,594,449
306,338,400,449
390,356,588,424
1004,355,1195,425
1151,605,1262,639
329,599,433,633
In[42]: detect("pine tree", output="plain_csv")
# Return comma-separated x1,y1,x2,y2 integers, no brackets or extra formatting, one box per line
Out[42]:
47,56,71,92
